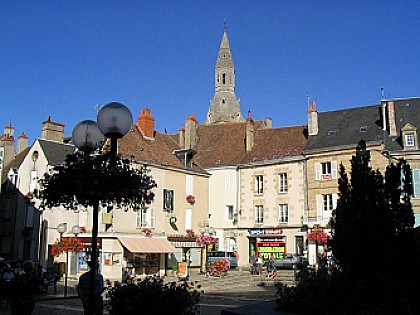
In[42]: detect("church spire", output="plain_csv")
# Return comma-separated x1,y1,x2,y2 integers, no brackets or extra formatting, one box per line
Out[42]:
206,27,244,125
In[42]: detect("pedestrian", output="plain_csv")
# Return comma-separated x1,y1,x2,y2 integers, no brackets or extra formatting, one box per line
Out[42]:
77,261,104,315
10,260,38,315
249,252,257,275
2,266,15,281
267,254,277,278
256,254,264,276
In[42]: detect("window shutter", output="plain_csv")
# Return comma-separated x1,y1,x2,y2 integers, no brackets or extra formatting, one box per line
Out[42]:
331,162,338,179
25,205,34,228
186,175,194,195
316,195,323,218
79,211,88,228
332,193,338,209
150,208,155,228
413,169,420,198
185,209,192,230
315,163,322,180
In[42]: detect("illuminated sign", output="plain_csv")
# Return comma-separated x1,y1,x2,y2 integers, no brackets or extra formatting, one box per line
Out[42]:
248,228,283,235
257,241,286,260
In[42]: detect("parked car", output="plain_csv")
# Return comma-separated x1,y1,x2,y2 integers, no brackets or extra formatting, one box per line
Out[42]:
207,251,238,268
273,255,308,269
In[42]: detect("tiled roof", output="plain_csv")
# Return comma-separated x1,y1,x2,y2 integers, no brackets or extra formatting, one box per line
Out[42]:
241,126,307,164
193,122,262,168
117,125,207,174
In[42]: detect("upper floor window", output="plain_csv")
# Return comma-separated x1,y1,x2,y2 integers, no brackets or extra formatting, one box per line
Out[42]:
225,174,233,190
255,175,264,194
226,205,234,221
412,169,420,198
6,168,18,190
279,204,288,223
279,173,288,193
136,208,155,228
323,194,334,212
222,73,226,84
405,134,415,147
255,205,264,224
315,162,337,180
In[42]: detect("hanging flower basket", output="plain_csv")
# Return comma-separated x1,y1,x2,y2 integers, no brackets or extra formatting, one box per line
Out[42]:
196,235,215,246
142,228,153,237
50,237,84,257
307,228,328,243
186,195,195,204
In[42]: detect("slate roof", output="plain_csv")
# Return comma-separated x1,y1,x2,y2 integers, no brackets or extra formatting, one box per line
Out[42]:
304,97,420,154
38,139,76,166
304,104,384,153
386,97,420,150
1,147,30,185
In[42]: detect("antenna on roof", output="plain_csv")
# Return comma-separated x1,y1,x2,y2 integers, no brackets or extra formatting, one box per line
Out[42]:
224,18,227,29
381,87,385,100
94,104,101,113
306,92,310,109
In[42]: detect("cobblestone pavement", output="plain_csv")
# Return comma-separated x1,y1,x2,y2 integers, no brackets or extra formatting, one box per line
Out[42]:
0,269,292,315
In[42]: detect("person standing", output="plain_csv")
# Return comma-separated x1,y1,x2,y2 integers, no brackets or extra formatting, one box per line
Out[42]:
77,261,104,315
267,254,277,278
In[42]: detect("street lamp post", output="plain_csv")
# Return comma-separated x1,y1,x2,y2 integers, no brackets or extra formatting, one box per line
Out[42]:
57,223,68,297
198,221,215,273
72,102,133,315
38,101,156,315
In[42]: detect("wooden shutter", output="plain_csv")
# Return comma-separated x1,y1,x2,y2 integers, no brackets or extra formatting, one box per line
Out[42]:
315,163,322,180
331,161,338,179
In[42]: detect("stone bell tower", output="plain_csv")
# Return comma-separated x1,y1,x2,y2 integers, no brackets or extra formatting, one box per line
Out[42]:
206,28,244,125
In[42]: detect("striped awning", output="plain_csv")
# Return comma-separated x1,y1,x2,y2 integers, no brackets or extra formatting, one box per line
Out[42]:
118,237,177,253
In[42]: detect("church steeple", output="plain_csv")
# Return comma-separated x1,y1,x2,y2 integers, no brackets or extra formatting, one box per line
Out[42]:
206,27,244,125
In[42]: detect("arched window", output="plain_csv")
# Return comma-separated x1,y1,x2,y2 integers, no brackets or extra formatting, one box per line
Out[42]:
222,73,226,84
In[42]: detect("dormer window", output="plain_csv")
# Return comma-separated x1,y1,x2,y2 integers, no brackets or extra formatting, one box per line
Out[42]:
405,134,415,147
401,123,418,150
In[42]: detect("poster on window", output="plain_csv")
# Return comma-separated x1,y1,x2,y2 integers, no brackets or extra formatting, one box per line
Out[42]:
163,189,174,212
104,253,112,266
257,241,286,260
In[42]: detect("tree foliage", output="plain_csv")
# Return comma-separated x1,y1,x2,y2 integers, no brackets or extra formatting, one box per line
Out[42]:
36,152,157,211
277,141,420,314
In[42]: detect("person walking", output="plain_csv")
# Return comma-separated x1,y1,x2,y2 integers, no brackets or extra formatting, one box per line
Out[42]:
267,254,277,278
77,261,104,315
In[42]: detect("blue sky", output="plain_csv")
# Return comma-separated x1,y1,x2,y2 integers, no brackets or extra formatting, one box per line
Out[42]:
1,1,419,144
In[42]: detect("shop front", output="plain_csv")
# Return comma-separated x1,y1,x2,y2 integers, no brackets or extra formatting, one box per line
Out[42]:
116,236,177,280
248,228,286,263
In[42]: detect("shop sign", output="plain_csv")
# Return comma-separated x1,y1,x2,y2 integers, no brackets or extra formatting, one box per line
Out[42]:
257,241,286,260
248,228,283,236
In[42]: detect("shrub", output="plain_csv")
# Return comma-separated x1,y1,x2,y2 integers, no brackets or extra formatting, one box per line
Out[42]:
107,276,201,315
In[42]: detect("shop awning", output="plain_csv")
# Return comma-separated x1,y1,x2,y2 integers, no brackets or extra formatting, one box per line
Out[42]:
118,237,177,253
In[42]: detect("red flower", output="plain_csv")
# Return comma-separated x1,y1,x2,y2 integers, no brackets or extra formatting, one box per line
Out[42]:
186,195,195,203
307,228,328,243
50,237,85,257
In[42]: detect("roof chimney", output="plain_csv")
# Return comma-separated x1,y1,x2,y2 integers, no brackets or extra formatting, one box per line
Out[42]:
179,125,185,148
246,110,255,152
308,100,319,136
41,116,65,142
18,132,29,154
137,108,155,139
185,113,198,149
